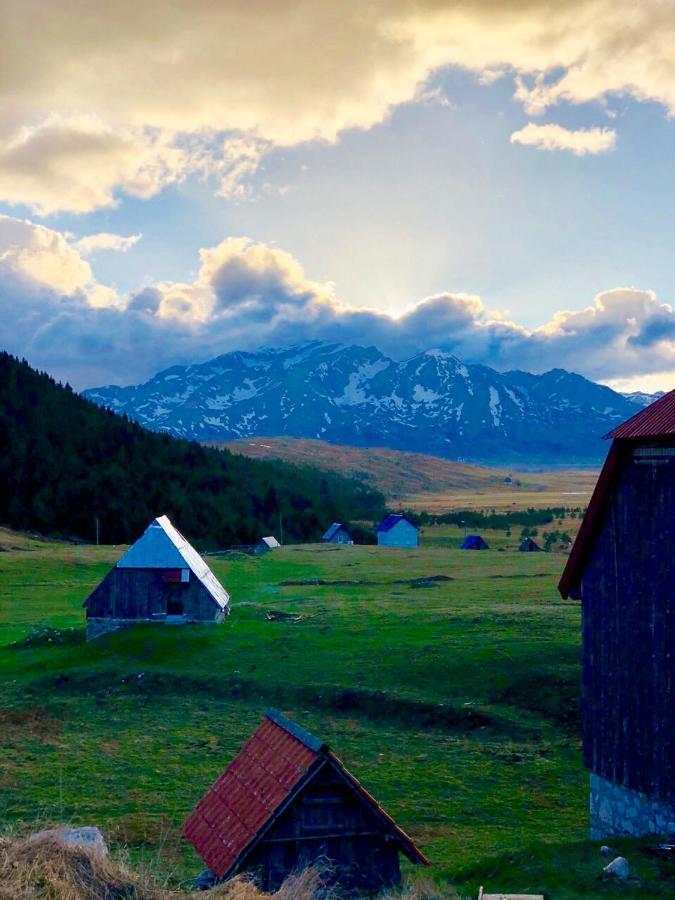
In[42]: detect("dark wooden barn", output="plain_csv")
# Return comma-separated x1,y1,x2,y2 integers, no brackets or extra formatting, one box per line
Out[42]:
518,537,542,552
84,515,229,640
559,392,675,838
183,709,428,892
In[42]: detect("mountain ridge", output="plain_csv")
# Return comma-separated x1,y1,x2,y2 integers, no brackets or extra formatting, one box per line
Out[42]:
83,341,659,465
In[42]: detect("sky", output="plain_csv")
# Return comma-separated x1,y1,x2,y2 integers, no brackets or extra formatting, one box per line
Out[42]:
1,0,675,391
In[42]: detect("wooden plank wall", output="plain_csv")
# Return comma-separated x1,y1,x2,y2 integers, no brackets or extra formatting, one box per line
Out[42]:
85,568,220,622
582,452,674,803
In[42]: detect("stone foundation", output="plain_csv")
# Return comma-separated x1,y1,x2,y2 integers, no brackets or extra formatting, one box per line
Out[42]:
86,615,226,641
590,773,675,839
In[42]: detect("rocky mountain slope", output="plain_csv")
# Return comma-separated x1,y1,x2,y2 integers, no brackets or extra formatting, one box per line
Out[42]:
83,341,656,465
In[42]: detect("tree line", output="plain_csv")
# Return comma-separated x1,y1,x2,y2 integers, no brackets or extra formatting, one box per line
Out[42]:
0,353,386,547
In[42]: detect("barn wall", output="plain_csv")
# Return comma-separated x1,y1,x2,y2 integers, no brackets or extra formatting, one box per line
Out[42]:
240,764,402,892
85,568,222,624
581,448,675,822
377,521,418,547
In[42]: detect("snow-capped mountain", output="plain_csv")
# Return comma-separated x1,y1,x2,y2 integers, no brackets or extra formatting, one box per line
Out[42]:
83,341,658,464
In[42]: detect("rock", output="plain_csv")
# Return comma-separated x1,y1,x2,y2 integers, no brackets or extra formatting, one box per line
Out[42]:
603,856,629,879
28,826,108,856
600,845,615,857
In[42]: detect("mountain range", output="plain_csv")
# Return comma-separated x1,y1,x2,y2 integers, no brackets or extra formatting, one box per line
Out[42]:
83,341,660,465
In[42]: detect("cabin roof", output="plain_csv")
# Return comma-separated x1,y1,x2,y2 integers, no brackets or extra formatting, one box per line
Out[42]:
559,390,675,598
258,535,280,548
377,514,418,533
605,388,675,440
461,534,489,549
115,515,229,609
322,522,347,541
182,709,428,879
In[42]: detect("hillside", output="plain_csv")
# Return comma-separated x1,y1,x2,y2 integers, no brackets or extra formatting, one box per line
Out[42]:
222,437,599,512
0,352,385,546
84,341,650,465
1,538,673,897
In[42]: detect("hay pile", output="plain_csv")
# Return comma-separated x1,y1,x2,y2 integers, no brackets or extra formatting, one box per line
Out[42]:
0,830,326,899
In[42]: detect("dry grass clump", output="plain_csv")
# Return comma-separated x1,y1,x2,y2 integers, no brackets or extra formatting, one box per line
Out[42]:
0,830,328,899
0,831,165,899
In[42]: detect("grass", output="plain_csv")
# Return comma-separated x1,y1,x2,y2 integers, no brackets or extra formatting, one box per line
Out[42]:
0,532,671,897
220,438,599,512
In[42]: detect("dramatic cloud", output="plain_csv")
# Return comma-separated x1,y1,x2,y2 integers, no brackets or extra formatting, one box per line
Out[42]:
510,122,617,155
1,1,675,211
2,214,675,392
74,232,142,256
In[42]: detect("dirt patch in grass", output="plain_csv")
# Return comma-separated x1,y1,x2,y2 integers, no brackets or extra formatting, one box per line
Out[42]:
0,706,64,744
280,574,453,589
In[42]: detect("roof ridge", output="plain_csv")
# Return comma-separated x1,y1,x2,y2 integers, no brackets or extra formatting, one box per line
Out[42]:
265,709,325,753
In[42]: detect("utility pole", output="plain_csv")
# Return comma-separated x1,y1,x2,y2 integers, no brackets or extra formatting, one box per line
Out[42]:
95,516,100,546
279,511,283,546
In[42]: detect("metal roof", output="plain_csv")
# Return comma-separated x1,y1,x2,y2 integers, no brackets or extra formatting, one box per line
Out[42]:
559,389,675,597
117,516,229,609
605,388,675,440
377,514,418,533
182,709,429,879
321,522,347,541
258,536,280,549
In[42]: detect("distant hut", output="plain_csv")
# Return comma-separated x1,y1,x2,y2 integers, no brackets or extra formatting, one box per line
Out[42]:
84,515,229,640
519,537,542,552
376,515,419,548
321,523,353,545
559,391,675,838
461,534,489,550
183,709,428,892
254,535,280,554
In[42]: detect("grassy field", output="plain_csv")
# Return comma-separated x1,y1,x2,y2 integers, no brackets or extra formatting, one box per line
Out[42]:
221,438,599,513
0,530,671,898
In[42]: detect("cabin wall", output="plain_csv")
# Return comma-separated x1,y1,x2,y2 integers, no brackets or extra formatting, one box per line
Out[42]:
85,568,222,639
240,764,402,892
581,447,675,835
377,521,419,547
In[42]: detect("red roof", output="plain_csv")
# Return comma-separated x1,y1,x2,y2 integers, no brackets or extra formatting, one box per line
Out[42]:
605,388,675,439
559,389,675,598
183,710,428,879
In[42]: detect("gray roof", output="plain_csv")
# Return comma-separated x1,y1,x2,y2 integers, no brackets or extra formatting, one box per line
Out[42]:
258,536,280,548
116,515,229,609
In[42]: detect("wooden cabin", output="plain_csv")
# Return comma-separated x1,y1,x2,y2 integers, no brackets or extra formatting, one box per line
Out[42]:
321,523,353,544
559,392,675,838
254,535,280,554
518,537,542,552
376,514,419,548
461,534,489,550
183,709,428,892
84,515,229,640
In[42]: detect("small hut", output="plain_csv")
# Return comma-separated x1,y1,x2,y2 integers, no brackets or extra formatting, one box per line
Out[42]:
519,537,542,552
254,535,280,554
461,534,489,550
559,391,675,838
321,523,353,544
84,515,229,640
183,709,428,892
376,515,419,548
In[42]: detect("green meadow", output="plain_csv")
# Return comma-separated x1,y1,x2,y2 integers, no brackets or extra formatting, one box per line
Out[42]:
0,527,671,898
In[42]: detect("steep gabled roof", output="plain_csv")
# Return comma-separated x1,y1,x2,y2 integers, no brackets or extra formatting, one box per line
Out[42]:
182,709,428,879
461,534,489,550
559,390,675,598
322,522,347,541
258,536,280,549
116,515,229,609
377,514,418,533
605,388,675,440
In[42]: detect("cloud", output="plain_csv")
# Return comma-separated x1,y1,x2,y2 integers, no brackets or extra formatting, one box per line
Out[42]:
1,214,675,391
510,122,616,155
1,1,675,211
74,232,142,256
